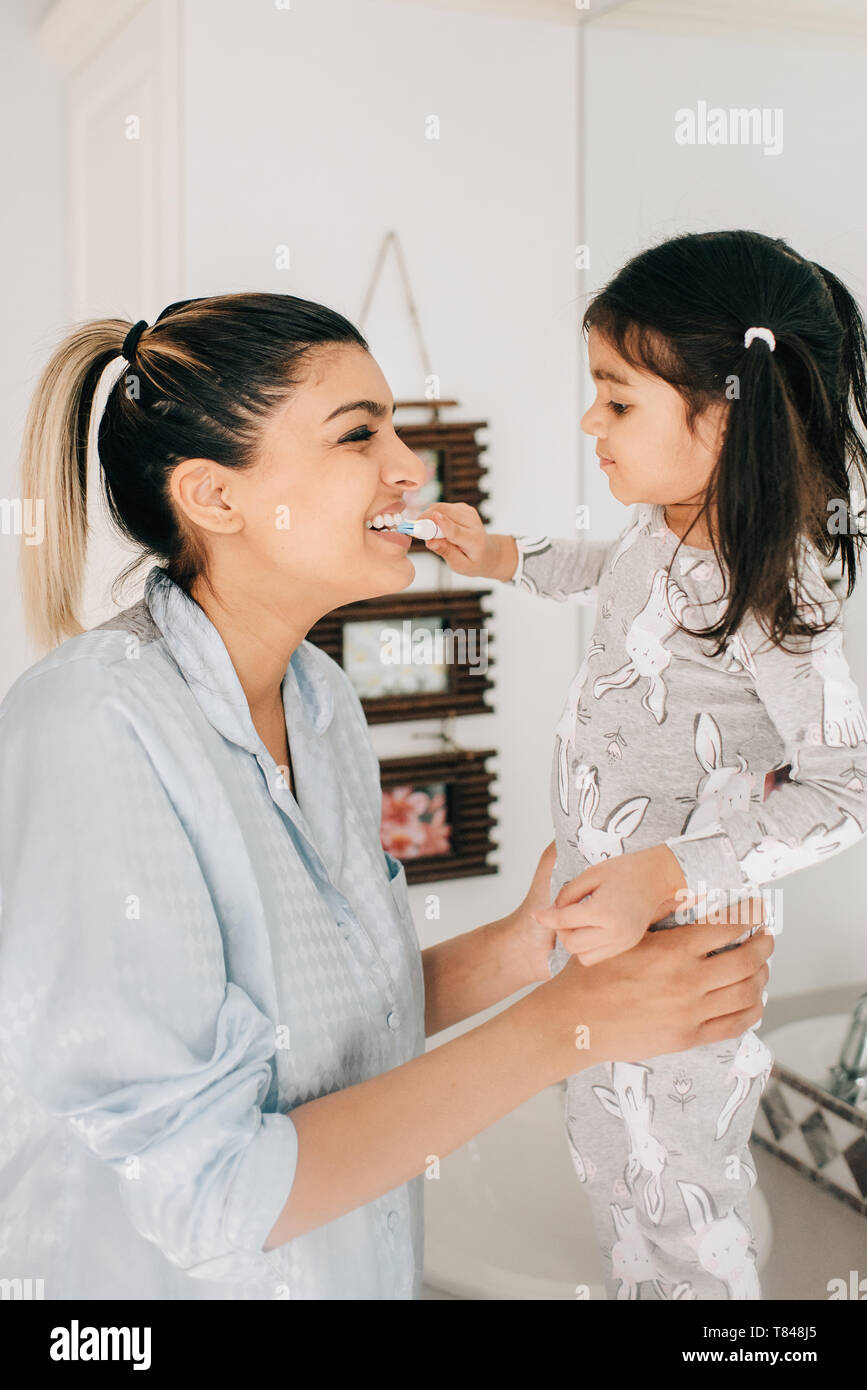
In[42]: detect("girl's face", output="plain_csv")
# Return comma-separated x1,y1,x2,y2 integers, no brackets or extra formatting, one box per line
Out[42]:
581,327,727,512
173,344,428,615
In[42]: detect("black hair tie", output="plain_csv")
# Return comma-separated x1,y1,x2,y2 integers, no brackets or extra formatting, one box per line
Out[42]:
122,319,149,364
122,299,202,364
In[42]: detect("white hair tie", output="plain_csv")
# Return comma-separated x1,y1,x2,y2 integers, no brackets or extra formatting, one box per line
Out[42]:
744,326,776,352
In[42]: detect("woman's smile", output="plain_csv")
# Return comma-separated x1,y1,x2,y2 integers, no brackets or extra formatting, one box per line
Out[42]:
365,508,413,550
367,528,412,550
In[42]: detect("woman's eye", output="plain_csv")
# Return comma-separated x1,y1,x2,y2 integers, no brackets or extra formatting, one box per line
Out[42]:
608,401,629,416
340,425,376,443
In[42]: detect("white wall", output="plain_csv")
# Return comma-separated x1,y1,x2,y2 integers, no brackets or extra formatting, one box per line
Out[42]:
182,0,583,956
0,0,67,681
581,20,867,996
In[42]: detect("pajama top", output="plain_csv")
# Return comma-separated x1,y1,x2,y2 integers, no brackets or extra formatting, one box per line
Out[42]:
509,502,867,936
0,565,426,1300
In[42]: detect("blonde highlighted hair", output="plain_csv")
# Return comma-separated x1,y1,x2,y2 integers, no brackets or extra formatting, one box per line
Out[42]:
20,320,127,650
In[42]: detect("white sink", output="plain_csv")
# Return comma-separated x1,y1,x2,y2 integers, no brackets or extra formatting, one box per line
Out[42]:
424,1083,772,1299
761,1014,860,1101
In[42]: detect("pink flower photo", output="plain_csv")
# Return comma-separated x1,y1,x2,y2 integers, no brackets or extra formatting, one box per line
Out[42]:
381,782,452,859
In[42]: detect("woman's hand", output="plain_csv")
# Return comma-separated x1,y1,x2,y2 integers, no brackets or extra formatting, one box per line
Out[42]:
414,502,517,581
501,840,559,984
533,844,688,966
538,908,774,1076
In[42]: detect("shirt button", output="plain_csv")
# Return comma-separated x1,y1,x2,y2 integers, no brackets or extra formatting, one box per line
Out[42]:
386,1010,400,1031
387,1210,400,1232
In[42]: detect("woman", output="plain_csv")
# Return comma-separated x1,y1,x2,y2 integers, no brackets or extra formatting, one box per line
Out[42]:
0,293,772,1300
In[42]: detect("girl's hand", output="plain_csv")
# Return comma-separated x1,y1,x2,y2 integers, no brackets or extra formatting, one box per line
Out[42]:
503,840,559,983
414,502,517,581
533,845,687,966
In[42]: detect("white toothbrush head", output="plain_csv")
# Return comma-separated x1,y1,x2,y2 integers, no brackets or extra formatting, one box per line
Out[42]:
397,518,444,541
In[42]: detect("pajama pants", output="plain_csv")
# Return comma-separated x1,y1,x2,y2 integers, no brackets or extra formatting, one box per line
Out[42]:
561,920,775,1301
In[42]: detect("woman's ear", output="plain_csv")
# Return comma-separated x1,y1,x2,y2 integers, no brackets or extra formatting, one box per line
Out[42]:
170,459,244,535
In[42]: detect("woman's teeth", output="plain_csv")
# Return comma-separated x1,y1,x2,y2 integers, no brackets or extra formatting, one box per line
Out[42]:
366,512,406,530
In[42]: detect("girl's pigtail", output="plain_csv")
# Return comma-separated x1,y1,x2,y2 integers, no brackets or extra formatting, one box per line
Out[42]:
810,262,867,597
714,328,829,655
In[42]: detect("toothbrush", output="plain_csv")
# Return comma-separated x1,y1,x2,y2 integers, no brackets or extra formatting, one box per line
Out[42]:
395,518,445,541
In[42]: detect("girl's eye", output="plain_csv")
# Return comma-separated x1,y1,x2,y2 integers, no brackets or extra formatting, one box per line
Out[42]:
607,401,629,416
340,425,376,443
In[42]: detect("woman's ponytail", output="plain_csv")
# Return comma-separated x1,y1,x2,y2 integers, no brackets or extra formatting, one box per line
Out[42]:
19,319,128,650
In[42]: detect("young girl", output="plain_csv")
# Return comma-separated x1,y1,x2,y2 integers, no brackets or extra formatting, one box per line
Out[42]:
419,229,867,1300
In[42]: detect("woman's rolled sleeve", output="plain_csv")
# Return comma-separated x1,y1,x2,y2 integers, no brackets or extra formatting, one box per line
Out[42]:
0,658,296,1285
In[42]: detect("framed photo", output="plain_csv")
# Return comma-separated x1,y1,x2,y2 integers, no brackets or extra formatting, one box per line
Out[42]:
379,748,498,882
343,616,449,699
394,413,490,545
308,589,495,723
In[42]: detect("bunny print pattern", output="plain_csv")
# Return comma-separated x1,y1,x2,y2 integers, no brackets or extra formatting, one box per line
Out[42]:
510,504,867,917
511,504,867,1298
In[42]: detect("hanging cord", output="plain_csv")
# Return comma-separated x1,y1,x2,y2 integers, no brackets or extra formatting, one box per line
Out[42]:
359,230,435,385
408,718,461,753
359,228,453,583
361,232,465,758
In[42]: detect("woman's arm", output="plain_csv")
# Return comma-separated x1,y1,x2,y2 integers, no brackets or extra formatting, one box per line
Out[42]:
264,911,772,1249
421,914,540,1035
422,842,558,1035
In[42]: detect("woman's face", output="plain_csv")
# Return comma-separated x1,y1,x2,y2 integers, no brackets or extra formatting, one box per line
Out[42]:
174,343,428,616
580,327,726,509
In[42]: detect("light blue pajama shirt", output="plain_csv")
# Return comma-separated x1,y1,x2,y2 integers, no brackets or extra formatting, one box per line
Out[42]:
0,565,426,1300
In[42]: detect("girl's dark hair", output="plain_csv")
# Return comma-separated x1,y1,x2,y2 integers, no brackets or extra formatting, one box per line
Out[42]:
583,230,867,656
20,292,368,648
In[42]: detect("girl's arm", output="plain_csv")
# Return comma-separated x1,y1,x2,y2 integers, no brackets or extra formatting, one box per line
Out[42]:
417,503,616,602
664,558,867,909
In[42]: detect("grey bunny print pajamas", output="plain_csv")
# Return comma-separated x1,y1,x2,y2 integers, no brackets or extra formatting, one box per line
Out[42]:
509,502,867,1299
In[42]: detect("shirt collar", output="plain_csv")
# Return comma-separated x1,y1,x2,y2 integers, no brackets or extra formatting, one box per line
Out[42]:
143,566,334,749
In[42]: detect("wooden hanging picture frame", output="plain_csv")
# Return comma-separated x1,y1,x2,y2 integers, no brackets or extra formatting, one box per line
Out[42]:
393,403,491,545
378,747,498,883
307,588,495,723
